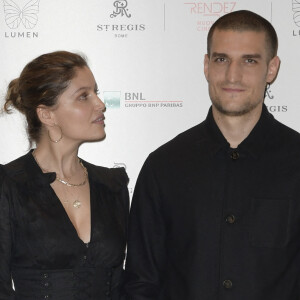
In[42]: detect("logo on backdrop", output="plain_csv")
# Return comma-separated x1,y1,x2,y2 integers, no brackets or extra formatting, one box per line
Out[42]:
265,85,287,113
124,91,183,108
184,1,237,32
97,0,145,38
104,91,121,109
103,90,183,109
113,162,127,169
110,0,131,18
265,84,274,100
292,0,300,36
113,162,133,195
3,0,39,38
3,0,39,29
292,0,300,27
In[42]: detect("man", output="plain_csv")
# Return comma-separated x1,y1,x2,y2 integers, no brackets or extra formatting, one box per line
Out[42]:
124,10,300,299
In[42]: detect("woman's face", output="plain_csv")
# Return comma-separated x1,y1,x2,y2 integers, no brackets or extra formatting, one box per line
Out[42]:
52,66,106,144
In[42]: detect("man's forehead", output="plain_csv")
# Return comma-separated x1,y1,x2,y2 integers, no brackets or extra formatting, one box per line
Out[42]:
211,28,266,39
210,29,268,53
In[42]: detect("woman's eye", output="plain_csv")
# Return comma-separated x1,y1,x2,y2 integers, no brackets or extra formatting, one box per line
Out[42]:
79,93,88,100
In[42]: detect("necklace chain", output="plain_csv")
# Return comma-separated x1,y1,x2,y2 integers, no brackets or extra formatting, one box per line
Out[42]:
55,161,88,187
32,150,88,187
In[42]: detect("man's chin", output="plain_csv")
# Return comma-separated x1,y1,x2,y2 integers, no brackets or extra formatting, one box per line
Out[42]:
213,104,258,117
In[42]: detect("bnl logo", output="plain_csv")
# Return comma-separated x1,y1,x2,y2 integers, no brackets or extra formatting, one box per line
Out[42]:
110,0,131,18
103,91,121,109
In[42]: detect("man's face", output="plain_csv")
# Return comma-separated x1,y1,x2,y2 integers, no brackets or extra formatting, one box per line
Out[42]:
204,29,280,117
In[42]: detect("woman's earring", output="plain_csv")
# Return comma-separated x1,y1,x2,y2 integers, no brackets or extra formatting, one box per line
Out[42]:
48,124,63,143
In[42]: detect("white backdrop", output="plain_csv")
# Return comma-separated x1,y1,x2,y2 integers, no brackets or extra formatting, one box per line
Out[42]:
0,0,299,197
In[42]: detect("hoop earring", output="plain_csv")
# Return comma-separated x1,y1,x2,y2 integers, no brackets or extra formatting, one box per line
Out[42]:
48,124,63,143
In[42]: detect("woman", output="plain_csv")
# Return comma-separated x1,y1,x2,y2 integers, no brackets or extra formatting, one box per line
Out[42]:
0,51,129,299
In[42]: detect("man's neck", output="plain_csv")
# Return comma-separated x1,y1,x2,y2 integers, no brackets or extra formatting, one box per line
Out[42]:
212,105,263,148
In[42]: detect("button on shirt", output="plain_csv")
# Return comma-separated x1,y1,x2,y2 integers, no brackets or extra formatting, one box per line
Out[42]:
124,105,300,300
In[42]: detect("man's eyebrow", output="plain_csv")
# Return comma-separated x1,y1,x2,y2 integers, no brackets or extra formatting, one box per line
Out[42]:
210,53,262,59
242,54,262,59
211,52,229,58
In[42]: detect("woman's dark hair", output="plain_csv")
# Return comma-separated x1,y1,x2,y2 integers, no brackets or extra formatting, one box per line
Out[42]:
4,50,88,146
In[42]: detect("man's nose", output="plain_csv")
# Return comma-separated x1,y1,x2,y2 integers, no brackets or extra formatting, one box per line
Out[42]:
226,61,242,83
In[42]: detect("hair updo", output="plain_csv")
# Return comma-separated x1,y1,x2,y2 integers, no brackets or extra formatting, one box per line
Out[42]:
4,50,88,145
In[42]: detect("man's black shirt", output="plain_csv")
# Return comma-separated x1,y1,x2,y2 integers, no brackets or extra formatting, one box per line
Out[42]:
125,105,300,299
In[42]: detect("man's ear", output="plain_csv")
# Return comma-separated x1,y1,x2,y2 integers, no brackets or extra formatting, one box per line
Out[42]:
267,55,280,84
204,54,210,82
36,105,55,127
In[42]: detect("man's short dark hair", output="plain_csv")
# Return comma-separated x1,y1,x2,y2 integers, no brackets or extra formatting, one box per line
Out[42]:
207,10,278,61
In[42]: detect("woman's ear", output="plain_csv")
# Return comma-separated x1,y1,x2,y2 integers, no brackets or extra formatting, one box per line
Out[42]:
36,105,55,127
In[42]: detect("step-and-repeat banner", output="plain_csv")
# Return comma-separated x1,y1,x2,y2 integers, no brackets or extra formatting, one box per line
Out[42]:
0,0,299,196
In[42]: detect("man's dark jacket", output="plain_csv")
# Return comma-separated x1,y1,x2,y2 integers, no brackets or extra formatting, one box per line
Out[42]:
124,105,300,300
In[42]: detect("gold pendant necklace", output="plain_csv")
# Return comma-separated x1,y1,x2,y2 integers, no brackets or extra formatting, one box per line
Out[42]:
63,198,82,209
73,200,82,209
55,161,88,187
32,151,88,208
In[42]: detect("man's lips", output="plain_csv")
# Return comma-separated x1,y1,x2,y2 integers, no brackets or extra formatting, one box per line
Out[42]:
222,87,245,93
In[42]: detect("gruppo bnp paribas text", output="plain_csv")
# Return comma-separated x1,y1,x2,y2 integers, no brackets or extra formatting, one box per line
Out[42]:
124,92,183,108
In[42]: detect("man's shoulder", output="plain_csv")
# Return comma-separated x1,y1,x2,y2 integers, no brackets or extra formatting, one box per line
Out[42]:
259,114,300,164
149,121,207,161
271,117,300,145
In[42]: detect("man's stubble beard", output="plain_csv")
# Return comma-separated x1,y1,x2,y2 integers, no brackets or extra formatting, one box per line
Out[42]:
211,95,264,117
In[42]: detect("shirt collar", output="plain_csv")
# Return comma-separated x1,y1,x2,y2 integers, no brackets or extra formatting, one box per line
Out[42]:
204,104,274,159
26,149,56,186
25,150,128,192
238,104,274,159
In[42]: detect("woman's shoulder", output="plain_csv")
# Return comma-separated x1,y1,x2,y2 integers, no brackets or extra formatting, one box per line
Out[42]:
0,164,4,182
82,160,129,192
2,152,31,183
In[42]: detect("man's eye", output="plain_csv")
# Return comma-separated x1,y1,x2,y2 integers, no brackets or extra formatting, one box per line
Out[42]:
215,57,227,63
245,58,256,64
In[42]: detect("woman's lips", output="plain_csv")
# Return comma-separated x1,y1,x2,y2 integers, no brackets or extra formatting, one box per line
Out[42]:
92,115,105,124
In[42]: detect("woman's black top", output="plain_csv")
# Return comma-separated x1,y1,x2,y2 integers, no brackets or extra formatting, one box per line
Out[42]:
0,151,129,300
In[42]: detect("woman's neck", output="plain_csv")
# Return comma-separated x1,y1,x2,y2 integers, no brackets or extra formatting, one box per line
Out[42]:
33,138,81,179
